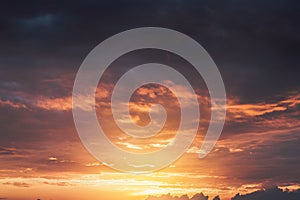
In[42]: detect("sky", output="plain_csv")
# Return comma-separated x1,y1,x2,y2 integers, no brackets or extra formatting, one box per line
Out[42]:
0,0,300,200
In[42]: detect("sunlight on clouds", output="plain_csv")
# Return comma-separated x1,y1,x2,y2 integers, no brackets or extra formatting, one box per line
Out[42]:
36,96,72,111
85,162,102,167
0,99,27,109
0,173,232,199
116,141,145,150
228,148,244,153
236,183,263,194
279,184,300,191
227,93,300,118
48,156,58,161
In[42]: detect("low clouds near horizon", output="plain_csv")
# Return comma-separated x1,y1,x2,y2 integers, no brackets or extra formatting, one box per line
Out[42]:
145,187,300,200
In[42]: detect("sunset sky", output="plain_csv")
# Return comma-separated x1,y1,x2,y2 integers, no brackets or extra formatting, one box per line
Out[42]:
1,1,300,200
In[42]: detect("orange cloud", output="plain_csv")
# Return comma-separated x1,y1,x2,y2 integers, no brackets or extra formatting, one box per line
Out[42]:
227,100,286,117
35,96,72,111
0,99,27,109
2,182,30,188
227,93,300,118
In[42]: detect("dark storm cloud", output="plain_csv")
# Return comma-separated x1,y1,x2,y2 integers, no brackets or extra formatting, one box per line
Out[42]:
0,2,298,130
204,134,300,186
240,138,300,182
0,103,90,176
1,0,299,102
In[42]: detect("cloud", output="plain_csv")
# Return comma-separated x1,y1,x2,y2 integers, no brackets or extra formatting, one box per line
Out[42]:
0,147,16,155
0,1,299,199
144,187,300,200
35,96,72,111
227,93,300,118
0,99,27,109
48,156,58,161
115,142,144,150
145,193,209,200
2,182,30,188
85,162,101,167
232,187,300,200
43,181,73,187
